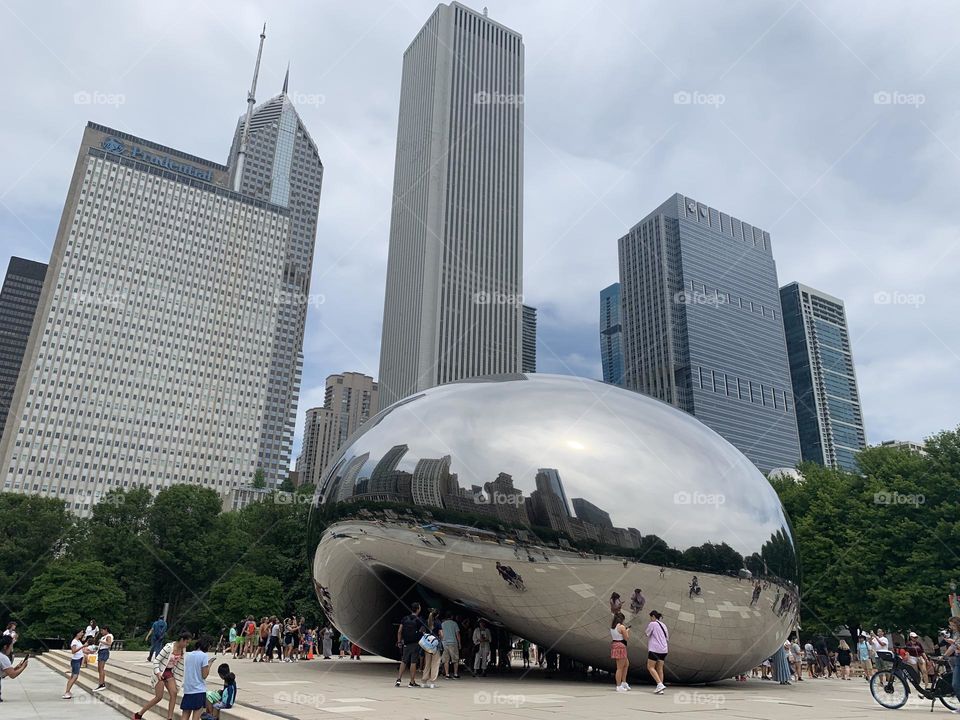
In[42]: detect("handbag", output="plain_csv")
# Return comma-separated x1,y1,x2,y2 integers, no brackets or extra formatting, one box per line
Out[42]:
419,634,441,654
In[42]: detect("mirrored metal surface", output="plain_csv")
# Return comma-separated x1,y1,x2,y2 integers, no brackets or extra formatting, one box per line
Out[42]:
310,374,799,682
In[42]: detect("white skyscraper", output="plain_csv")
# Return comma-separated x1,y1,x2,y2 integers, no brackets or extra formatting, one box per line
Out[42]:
0,36,323,514
378,2,524,407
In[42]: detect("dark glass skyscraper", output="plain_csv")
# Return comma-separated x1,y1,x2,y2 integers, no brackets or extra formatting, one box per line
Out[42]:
522,304,537,373
599,282,623,385
780,282,865,472
618,193,801,474
0,257,47,439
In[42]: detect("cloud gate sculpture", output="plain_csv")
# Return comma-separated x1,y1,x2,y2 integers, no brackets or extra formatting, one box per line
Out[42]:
310,374,799,683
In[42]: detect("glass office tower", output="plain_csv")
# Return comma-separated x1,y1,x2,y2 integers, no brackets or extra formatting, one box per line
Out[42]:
780,282,866,472
618,193,801,474
599,282,624,385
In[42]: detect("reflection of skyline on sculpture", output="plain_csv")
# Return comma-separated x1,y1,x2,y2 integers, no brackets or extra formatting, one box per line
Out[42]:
315,374,798,579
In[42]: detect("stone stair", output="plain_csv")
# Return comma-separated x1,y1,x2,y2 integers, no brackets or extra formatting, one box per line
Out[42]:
34,650,280,720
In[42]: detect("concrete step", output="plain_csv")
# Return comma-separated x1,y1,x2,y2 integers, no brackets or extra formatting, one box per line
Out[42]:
36,650,278,720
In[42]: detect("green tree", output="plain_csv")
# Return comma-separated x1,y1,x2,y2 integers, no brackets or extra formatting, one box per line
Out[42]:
0,494,73,621
146,485,224,623
18,559,125,640
252,469,266,489
772,431,960,639
71,487,155,633
205,572,283,629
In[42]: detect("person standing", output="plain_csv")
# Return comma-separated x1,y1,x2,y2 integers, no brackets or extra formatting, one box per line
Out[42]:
905,632,927,687
0,634,28,702
837,639,853,680
473,619,492,677
609,592,623,614
321,626,334,659
610,612,630,692
180,636,211,720
93,625,114,692
339,631,351,659
940,616,960,705
63,629,95,700
790,636,804,681
395,602,425,688
440,613,461,679
857,633,873,681
350,640,361,660
629,589,646,614
645,610,669,695
773,642,792,684
133,631,191,720
146,614,168,662
419,612,443,689
227,623,238,658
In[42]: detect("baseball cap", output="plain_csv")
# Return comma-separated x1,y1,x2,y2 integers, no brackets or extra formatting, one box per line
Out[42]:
909,632,918,637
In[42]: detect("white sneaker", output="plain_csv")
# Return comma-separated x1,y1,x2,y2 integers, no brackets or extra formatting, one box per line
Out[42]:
428,683,436,689
616,685,628,692
62,694,72,699
655,683,665,694
623,682,631,691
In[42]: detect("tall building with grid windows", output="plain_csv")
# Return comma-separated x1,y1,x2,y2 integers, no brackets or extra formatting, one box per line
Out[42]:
618,193,801,474
378,2,524,406
0,257,47,440
0,93,321,512
780,282,866,472
226,74,324,487
296,372,379,487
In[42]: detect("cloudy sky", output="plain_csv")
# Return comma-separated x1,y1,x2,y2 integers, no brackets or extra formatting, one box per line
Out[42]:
1,0,957,460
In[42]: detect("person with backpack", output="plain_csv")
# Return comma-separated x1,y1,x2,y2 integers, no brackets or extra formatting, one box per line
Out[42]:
146,613,168,662
395,602,425,688
420,609,443,688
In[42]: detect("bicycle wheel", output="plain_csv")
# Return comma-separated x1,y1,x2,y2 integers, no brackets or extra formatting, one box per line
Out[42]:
940,694,960,712
870,670,909,709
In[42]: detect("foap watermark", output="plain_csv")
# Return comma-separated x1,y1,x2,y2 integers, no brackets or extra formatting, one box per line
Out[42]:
674,491,725,507
874,90,925,108
67,290,127,307
289,91,325,107
874,490,925,506
474,691,525,707
474,491,525,508
274,492,313,506
674,90,725,108
873,290,924,308
474,90,524,106
674,691,726,707
475,291,524,305
274,291,326,308
275,691,327,708
74,90,126,107
674,290,727,308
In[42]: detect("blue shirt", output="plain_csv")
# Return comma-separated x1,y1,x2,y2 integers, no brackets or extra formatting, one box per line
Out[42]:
181,650,209,694
151,619,167,640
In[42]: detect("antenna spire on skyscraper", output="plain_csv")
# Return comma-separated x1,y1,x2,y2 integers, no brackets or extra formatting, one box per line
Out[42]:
283,62,290,95
233,22,267,192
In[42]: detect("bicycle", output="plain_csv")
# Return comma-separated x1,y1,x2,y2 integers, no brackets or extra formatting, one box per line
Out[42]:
869,651,959,712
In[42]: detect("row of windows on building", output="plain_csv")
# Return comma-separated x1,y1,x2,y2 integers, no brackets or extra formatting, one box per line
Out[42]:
692,365,793,413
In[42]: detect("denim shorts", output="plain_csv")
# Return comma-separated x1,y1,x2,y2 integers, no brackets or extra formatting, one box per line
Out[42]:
70,658,82,676
97,648,110,663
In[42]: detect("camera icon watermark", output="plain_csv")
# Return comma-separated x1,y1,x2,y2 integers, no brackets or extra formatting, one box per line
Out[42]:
275,691,327,708
673,491,725,507
873,290,924,308
674,90,725,108
74,90,126,107
874,491,924,506
274,291,326,308
474,90,524,105
874,90,925,108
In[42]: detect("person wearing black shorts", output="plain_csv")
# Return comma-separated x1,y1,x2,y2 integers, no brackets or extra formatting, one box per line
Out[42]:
395,602,425,688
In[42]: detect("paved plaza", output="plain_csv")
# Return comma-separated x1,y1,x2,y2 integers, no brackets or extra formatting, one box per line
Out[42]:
8,649,959,719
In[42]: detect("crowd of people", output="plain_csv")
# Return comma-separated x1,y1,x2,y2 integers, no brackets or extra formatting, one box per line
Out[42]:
216,616,359,662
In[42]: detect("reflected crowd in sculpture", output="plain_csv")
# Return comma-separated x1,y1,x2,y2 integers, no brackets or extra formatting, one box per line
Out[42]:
309,374,800,683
